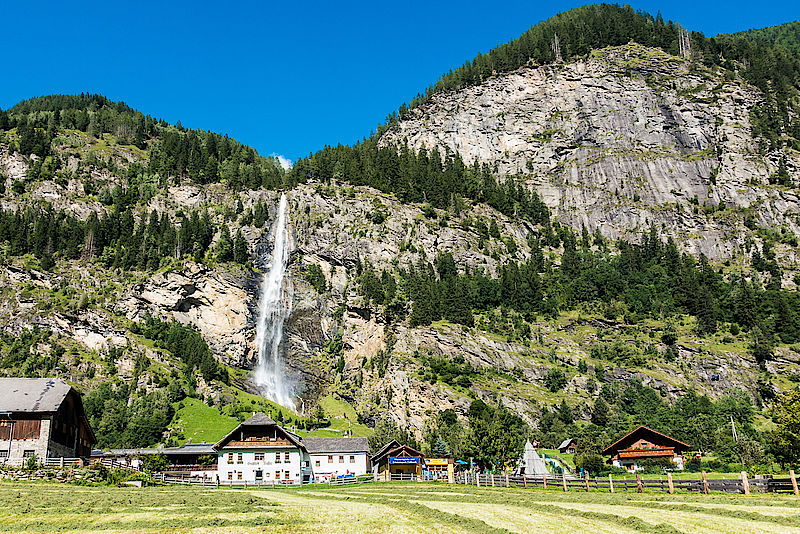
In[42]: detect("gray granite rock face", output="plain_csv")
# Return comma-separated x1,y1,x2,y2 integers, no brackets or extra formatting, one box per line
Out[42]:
381,44,800,262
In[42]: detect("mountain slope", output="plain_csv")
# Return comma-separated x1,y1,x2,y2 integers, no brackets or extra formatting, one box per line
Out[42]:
723,20,800,55
380,43,799,267
2,9,800,465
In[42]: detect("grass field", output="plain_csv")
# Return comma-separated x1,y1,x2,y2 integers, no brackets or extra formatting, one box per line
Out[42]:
1,482,798,533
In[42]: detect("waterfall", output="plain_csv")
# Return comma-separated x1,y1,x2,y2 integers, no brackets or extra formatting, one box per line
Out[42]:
253,193,294,409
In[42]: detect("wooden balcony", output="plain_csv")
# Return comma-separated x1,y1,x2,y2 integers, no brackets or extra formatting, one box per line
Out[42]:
223,440,293,448
618,447,675,459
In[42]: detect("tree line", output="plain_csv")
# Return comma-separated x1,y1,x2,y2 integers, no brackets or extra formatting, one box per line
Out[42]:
290,138,551,221
357,225,800,360
0,203,249,271
1,93,286,189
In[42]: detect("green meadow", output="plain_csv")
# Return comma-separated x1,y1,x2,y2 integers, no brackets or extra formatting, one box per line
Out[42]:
1,481,798,533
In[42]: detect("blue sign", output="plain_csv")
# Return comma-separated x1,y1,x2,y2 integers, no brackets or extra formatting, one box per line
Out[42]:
389,457,419,465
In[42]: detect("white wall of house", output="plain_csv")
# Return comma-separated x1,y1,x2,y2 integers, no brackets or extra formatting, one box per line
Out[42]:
309,452,368,479
217,447,303,483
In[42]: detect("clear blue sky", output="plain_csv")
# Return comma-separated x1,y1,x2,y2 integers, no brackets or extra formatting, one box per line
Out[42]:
1,1,796,164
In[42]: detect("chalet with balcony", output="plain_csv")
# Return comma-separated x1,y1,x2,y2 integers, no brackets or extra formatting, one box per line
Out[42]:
215,412,308,483
0,378,96,462
602,426,690,471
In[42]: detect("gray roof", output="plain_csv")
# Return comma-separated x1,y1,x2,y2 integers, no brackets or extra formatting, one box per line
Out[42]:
0,378,72,413
167,444,216,455
303,437,369,454
100,448,160,456
241,412,277,426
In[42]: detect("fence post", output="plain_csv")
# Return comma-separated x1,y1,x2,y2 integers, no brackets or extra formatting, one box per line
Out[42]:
543,475,547,490
636,473,642,493
609,474,614,493
741,472,750,496
667,473,674,495
791,470,799,497
701,471,709,494
60,457,64,468
505,473,509,487
477,473,480,487
562,473,567,492
491,474,495,487
523,475,527,488
585,472,590,492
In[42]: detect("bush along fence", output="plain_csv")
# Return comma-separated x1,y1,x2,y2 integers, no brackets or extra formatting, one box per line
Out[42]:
454,470,800,495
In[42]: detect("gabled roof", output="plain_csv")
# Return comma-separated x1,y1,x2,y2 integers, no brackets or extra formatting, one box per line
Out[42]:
602,426,691,455
373,443,424,463
0,378,96,445
303,437,369,454
371,440,401,463
557,438,576,450
214,412,303,450
0,378,72,413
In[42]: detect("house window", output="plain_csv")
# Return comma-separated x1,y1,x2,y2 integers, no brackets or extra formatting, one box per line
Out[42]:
254,453,265,462
22,450,35,458
237,472,243,480
227,453,234,464
237,453,243,464
0,450,7,459
284,471,290,480
350,455,355,463
227,472,233,480
275,452,281,463
339,455,344,463
284,452,290,462
315,460,320,467
275,471,280,479
328,455,333,462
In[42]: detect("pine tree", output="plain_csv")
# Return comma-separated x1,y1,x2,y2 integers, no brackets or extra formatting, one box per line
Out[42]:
591,397,609,427
233,230,248,264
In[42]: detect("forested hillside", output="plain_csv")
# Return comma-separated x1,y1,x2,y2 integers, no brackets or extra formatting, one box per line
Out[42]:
724,20,800,55
1,5,800,472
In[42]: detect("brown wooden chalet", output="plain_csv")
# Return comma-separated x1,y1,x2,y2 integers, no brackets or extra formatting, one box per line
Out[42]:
372,440,425,481
602,425,691,471
0,378,96,461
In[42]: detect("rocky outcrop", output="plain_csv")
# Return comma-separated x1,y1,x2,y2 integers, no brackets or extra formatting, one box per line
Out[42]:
380,44,800,265
116,263,256,367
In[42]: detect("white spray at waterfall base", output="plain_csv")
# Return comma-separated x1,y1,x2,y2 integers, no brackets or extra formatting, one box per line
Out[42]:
253,193,295,409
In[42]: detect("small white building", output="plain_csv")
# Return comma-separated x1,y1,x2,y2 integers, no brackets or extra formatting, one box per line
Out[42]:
215,413,308,484
304,437,369,481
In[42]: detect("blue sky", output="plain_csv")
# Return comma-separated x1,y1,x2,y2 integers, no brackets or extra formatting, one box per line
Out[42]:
1,1,796,164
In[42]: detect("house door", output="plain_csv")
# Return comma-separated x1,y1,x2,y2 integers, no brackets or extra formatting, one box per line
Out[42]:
255,470,263,481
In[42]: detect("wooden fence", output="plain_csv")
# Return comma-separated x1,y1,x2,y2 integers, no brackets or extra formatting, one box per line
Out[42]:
0,457,125,469
454,470,800,495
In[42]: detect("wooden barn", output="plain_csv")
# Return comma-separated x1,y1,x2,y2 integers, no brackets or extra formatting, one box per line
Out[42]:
557,438,577,454
602,425,691,471
0,378,96,462
371,440,425,481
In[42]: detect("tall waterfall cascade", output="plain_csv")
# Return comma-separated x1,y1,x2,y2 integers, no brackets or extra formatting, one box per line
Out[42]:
253,193,295,409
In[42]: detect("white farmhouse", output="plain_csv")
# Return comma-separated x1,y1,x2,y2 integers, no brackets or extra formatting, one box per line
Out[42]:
215,413,308,483
303,437,369,481
214,413,371,484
